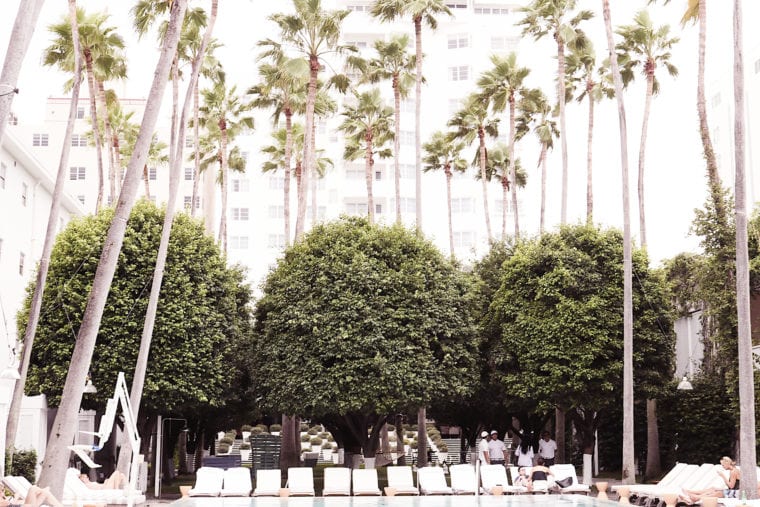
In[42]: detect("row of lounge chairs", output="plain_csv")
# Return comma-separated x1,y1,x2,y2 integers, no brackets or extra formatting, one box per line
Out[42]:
2,469,145,506
187,463,589,497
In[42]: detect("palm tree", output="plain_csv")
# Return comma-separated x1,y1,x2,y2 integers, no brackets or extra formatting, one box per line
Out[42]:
263,0,352,240
198,76,254,253
250,52,308,245
566,42,614,223
350,34,416,224
4,0,80,454
263,124,306,218
484,142,527,240
601,0,634,485
448,93,499,242
37,1,188,496
43,7,126,212
0,0,45,147
616,9,679,249
338,88,394,224
422,131,467,259
518,0,592,225
371,0,452,233
477,52,531,239
122,132,168,199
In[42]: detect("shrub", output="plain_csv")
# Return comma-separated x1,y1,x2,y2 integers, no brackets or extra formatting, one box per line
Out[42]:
319,432,330,439
386,424,395,431
255,424,268,433
437,442,448,452
270,424,282,432
218,443,230,454
388,435,397,442
5,448,36,483
307,427,319,435
322,442,333,450
300,434,310,442
251,427,263,435
241,424,253,432
410,441,418,449
310,437,323,446
327,435,335,442
240,442,251,450
220,437,234,445
300,423,309,432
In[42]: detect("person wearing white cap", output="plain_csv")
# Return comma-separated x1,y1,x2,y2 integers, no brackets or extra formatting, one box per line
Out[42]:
478,431,491,465
488,430,507,466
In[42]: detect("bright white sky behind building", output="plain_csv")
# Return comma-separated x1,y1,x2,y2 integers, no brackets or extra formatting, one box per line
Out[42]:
2,0,759,266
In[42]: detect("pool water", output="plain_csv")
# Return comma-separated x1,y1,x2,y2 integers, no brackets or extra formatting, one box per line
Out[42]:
171,496,618,507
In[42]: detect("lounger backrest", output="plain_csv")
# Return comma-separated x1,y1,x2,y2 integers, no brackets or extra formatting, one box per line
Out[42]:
254,469,282,495
323,467,350,490
680,464,718,491
352,469,379,492
287,467,314,493
658,463,689,486
418,467,448,491
2,476,29,498
193,467,225,492
550,464,580,485
450,464,477,493
387,466,415,488
664,464,699,489
222,467,252,493
480,465,509,490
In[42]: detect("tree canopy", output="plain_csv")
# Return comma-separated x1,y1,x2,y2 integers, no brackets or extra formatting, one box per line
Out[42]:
19,200,253,414
251,216,478,453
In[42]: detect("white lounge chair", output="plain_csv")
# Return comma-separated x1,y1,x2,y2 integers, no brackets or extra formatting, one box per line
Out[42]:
221,467,252,497
623,463,697,499
322,467,351,496
352,469,381,496
483,465,527,494
252,469,282,497
550,464,590,494
2,476,31,498
386,466,419,495
449,464,477,495
62,468,146,505
188,466,224,497
417,466,452,495
632,464,714,506
287,467,315,496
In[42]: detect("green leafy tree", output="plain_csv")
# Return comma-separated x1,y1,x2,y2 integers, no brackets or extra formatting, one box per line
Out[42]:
487,224,673,481
251,217,478,459
19,200,252,425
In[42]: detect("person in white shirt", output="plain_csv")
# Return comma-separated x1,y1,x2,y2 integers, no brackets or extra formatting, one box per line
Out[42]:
515,437,534,467
487,430,507,465
478,431,491,465
538,431,558,466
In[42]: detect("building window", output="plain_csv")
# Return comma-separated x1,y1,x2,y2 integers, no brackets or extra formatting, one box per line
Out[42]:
21,182,28,206
232,178,250,192
449,98,463,115
400,99,415,113
185,136,194,148
0,162,6,189
345,164,364,180
184,167,194,180
149,167,157,180
448,33,469,49
183,196,200,209
149,195,156,204
392,197,416,213
268,205,284,219
491,36,519,51
449,66,469,81
400,164,415,179
8,113,18,126
19,252,25,275
32,133,49,147
446,3,467,8
711,93,721,107
268,234,286,249
375,203,383,214
452,197,474,213
345,201,368,215
400,130,414,145
230,236,249,249
453,231,475,248
306,206,327,220
346,5,370,12
232,207,249,221
269,176,285,189
69,166,86,180
71,134,88,147
474,6,510,15
375,169,383,181
76,106,85,119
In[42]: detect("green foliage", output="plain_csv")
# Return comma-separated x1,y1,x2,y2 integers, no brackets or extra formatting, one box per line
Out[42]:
488,224,674,412
270,424,282,432
437,442,448,452
218,443,230,454
240,442,252,450
19,201,253,414
321,441,333,450
307,427,320,435
5,448,37,483
251,217,479,418
241,424,253,432
301,434,310,442
310,436,323,446
220,437,234,445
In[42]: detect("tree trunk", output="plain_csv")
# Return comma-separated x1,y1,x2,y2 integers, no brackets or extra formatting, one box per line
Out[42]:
638,74,654,249
644,399,661,479
555,406,565,464
36,2,186,497
365,132,375,223
478,128,492,240
5,0,79,451
283,110,292,245
414,17,423,231
117,0,217,475
395,414,405,466
501,177,508,240
310,120,317,225
602,0,635,484
393,79,401,224
218,126,228,253
280,415,300,472
509,97,519,239
539,144,547,234
557,38,568,224
190,82,201,217
143,165,150,198
732,1,758,498
84,48,105,212
445,167,455,260
295,55,319,240
417,407,427,468
586,86,595,223
96,80,117,205
0,0,44,147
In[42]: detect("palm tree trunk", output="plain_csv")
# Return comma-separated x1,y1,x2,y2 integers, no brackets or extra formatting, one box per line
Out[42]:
365,132,375,224
602,0,635,485
732,1,758,498
36,1,187,497
555,407,565,464
393,80,402,224
280,415,300,473
414,17,423,231
310,118,317,225
116,0,217,476
638,74,654,249
218,127,228,253
84,49,105,212
96,80,117,205
191,83,201,217
0,0,44,147
644,399,661,478
509,97,519,239
295,56,319,240
5,0,80,451
283,110,293,245
445,167,454,259
417,407,427,469
539,144,547,234
478,129,492,240
501,178,508,240
557,38,569,224
586,88,595,223
143,165,150,198
170,56,179,165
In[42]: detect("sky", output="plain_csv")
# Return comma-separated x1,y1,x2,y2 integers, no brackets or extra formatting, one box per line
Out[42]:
1,0,758,266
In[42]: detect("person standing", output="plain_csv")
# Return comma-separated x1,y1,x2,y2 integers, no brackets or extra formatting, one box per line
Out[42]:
538,431,558,466
488,430,507,466
515,437,534,467
478,431,491,465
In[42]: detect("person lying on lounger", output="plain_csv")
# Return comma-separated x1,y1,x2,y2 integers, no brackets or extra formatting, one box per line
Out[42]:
527,458,554,491
79,470,128,490
682,456,741,503
1,485,64,507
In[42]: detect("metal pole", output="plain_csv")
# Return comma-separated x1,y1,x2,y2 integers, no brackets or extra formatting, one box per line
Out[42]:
154,415,162,499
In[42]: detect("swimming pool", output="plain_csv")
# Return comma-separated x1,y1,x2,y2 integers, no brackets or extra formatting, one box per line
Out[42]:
171,495,617,507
